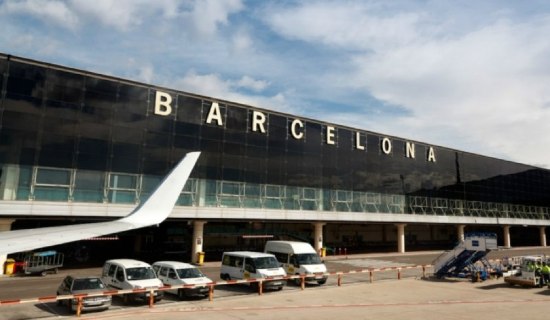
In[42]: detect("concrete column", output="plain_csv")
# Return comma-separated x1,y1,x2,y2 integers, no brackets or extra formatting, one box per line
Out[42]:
396,223,406,253
540,226,547,247
191,220,207,264
503,225,511,248
312,222,326,254
457,225,465,242
0,219,15,276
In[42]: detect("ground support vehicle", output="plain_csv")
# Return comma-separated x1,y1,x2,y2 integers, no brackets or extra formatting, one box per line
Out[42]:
101,259,164,304
220,251,286,291
504,256,546,288
265,240,328,285
21,250,64,276
432,233,502,282
153,261,212,299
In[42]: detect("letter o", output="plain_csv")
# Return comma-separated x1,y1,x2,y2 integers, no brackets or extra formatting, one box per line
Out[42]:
382,137,392,154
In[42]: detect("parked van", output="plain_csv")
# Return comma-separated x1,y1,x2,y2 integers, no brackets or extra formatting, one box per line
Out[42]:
152,261,212,299
101,259,164,304
264,241,328,284
220,251,286,290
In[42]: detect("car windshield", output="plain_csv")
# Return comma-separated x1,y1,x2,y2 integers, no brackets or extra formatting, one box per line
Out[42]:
72,278,105,291
296,253,322,265
253,257,280,269
177,268,205,279
126,267,157,280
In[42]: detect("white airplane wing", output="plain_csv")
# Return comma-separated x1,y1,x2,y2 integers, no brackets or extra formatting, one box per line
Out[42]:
0,152,201,255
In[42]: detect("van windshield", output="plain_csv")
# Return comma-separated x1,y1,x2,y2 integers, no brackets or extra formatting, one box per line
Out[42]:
177,268,205,279
252,256,280,269
296,253,322,265
126,267,157,280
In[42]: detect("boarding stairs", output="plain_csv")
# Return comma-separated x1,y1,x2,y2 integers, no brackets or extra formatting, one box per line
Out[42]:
433,233,498,279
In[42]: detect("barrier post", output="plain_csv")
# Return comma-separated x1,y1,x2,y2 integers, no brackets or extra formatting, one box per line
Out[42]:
344,248,347,257
337,274,342,286
369,270,374,283
208,284,214,301
422,266,426,278
258,280,263,295
76,297,82,317
149,289,155,308
398,268,401,280
300,276,305,290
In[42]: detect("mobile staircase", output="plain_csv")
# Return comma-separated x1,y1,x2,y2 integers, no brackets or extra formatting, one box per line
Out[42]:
432,232,500,281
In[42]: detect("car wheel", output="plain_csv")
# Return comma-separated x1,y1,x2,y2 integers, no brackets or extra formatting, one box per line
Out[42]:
317,279,327,285
178,289,186,300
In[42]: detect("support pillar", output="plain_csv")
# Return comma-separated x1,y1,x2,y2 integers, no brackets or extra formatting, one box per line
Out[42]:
312,222,326,254
457,225,465,242
191,220,207,264
503,225,511,248
396,223,406,253
0,219,15,276
540,226,547,247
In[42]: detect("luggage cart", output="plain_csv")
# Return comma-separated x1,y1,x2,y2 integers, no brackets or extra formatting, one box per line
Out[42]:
23,250,64,276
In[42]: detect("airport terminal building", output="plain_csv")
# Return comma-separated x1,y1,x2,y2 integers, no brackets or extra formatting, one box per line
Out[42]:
1,53,549,268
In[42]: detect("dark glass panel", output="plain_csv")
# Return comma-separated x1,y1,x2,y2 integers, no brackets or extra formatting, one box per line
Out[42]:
111,155,139,173
112,142,140,159
5,61,45,99
38,149,73,167
42,115,77,136
145,131,170,147
112,126,143,144
2,110,40,131
141,159,169,175
84,77,117,111
113,84,148,127
173,134,200,150
201,126,224,142
221,154,243,181
175,122,201,137
175,95,202,131
224,106,247,143
76,152,108,171
43,68,83,105
146,116,173,134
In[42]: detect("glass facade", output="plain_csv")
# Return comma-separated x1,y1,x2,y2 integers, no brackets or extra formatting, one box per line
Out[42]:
1,54,550,221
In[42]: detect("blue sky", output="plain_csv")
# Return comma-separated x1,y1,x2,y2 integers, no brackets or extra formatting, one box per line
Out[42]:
1,0,550,168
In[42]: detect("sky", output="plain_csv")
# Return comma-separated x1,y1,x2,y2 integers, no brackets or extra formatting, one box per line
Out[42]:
1,0,550,168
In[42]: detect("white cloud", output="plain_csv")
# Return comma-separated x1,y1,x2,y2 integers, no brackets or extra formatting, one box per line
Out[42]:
265,2,422,50
0,0,79,30
170,71,291,113
180,0,244,37
262,1,550,167
235,76,269,92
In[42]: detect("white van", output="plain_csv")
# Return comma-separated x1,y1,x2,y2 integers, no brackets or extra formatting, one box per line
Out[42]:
264,241,328,285
220,251,286,290
152,261,212,299
101,259,164,304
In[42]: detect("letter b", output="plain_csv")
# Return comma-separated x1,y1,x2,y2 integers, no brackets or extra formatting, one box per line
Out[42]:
154,91,173,116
